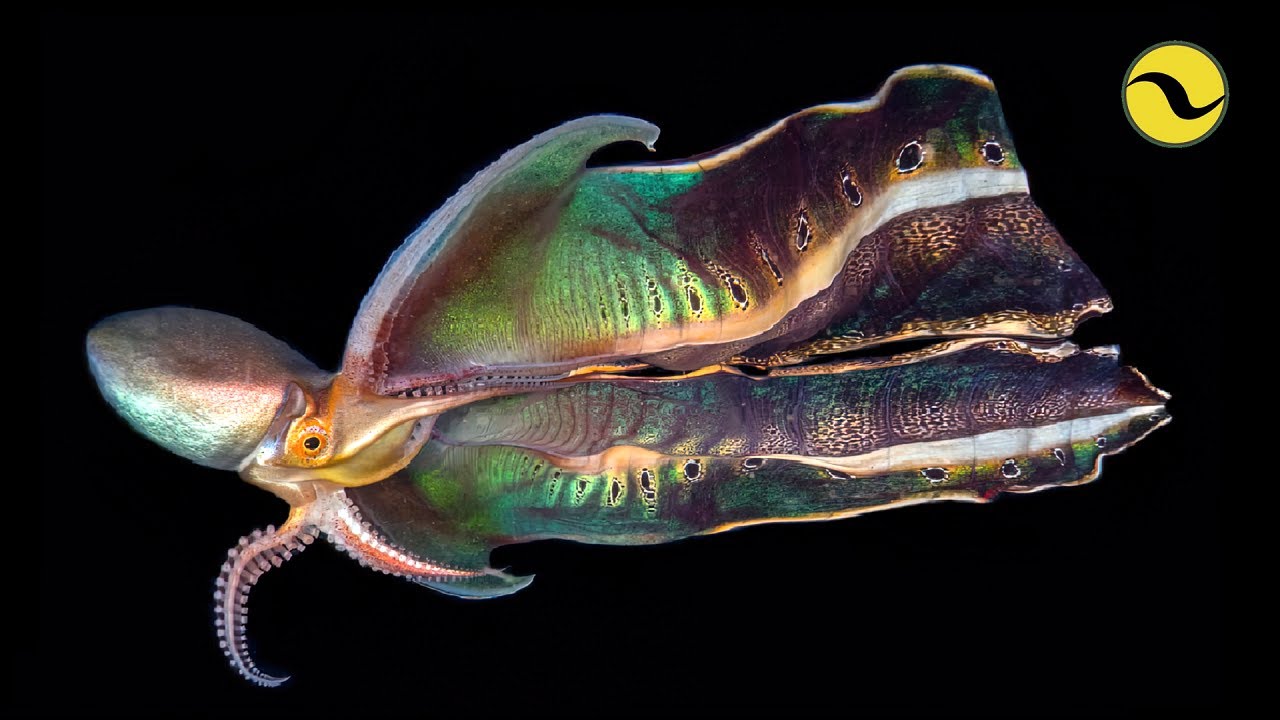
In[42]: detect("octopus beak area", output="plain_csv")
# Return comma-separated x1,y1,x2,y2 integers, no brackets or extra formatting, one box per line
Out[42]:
86,307,329,471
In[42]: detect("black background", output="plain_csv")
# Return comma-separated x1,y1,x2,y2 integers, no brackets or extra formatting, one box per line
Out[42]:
37,11,1222,716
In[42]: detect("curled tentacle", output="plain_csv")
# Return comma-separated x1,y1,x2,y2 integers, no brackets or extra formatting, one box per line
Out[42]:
213,517,317,687
213,490,492,687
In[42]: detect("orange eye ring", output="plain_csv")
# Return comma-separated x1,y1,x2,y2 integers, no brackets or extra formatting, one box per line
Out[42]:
296,425,329,457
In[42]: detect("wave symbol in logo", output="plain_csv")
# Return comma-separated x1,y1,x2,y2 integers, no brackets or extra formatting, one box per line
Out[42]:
1123,42,1227,148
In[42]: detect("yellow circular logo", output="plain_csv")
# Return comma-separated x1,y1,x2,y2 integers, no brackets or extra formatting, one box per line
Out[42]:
1123,41,1227,147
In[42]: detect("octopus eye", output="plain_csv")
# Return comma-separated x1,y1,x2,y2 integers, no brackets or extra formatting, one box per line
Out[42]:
896,141,924,173
298,429,327,456
981,140,1005,165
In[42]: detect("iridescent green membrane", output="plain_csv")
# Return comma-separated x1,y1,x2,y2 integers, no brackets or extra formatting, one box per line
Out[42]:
348,341,1168,571
347,65,1096,395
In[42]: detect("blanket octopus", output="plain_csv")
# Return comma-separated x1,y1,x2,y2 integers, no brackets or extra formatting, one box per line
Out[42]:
86,65,1170,686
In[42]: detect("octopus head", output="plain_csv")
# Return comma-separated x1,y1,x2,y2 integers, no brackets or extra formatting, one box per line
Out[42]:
86,307,432,502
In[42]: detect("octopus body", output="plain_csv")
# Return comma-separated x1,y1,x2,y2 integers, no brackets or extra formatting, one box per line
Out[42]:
86,65,1168,686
